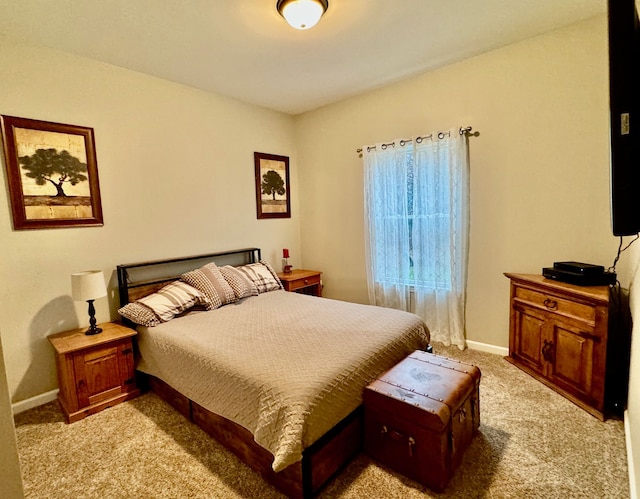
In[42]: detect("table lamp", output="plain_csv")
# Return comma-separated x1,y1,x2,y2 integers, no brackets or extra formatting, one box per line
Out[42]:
282,248,292,273
71,270,107,335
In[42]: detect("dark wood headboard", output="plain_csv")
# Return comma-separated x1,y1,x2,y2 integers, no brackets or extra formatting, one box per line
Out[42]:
116,247,261,306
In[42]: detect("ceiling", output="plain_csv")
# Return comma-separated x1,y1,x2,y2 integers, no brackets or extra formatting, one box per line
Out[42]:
0,0,605,115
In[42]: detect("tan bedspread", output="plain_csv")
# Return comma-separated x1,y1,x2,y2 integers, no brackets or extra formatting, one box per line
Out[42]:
136,290,429,472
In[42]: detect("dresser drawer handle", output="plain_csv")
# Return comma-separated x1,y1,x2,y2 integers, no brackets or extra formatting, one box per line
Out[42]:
304,279,309,284
543,298,557,310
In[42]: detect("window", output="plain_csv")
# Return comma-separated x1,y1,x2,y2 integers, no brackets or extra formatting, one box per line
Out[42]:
362,128,470,347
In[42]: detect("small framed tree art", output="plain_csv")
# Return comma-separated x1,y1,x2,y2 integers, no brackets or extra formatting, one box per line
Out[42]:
254,151,291,219
0,115,103,230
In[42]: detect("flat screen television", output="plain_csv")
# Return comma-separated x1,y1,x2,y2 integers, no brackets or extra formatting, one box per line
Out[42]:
608,0,640,236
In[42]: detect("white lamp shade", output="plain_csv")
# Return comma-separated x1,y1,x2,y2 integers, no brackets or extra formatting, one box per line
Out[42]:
71,270,107,301
279,0,327,30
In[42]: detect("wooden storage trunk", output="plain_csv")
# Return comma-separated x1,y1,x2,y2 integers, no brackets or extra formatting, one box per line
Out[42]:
364,350,481,492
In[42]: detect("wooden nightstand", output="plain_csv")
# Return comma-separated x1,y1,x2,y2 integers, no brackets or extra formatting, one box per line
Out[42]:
48,322,140,423
277,269,323,297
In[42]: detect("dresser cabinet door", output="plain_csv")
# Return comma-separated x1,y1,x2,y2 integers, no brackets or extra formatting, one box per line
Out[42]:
546,319,597,403
511,303,548,376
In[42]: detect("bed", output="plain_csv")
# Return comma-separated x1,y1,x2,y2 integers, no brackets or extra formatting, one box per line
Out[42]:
116,248,430,498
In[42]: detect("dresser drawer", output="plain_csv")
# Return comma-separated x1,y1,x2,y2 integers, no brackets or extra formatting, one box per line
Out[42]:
514,285,596,324
287,273,321,291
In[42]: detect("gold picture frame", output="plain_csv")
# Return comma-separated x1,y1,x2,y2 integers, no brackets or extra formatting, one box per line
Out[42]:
1,115,103,230
254,151,291,219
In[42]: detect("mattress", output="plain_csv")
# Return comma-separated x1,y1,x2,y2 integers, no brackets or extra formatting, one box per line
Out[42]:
136,289,429,471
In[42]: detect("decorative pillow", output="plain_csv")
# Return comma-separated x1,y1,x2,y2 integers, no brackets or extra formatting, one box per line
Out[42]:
118,302,161,327
237,260,284,294
259,259,284,287
219,265,259,299
181,263,237,310
117,280,209,326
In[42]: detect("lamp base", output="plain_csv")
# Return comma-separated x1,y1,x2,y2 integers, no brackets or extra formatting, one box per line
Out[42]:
85,299,103,335
85,325,103,335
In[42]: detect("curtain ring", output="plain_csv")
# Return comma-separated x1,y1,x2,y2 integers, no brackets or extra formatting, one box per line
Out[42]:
438,132,446,139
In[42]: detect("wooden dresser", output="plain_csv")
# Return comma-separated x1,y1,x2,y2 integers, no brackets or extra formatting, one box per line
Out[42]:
504,273,629,420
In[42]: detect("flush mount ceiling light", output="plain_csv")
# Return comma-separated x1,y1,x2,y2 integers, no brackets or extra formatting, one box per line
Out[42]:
276,0,329,30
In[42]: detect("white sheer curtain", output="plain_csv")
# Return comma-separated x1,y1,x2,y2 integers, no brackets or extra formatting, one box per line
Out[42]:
363,128,470,348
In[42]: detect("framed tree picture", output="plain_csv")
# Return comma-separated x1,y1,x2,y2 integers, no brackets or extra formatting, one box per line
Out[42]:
254,151,291,219
0,115,103,230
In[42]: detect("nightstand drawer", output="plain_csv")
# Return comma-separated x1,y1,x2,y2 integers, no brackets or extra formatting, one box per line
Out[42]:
277,269,323,297
287,273,321,291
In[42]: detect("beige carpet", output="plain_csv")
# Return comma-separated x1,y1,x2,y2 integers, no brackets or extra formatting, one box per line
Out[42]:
14,343,630,498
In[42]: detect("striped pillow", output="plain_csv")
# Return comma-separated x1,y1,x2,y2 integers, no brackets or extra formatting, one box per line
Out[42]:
118,281,209,326
219,265,259,299
181,263,237,310
237,260,283,294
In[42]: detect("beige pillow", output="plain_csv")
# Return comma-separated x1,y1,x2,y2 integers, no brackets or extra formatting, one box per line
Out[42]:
219,265,259,299
118,302,161,327
181,263,237,310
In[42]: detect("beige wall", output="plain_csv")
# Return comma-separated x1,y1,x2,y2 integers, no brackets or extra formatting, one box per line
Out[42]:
0,40,299,403
0,331,24,498
295,15,627,347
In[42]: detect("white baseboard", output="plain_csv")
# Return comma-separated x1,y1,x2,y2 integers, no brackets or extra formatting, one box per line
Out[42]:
627,409,637,499
12,389,58,415
466,340,508,357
